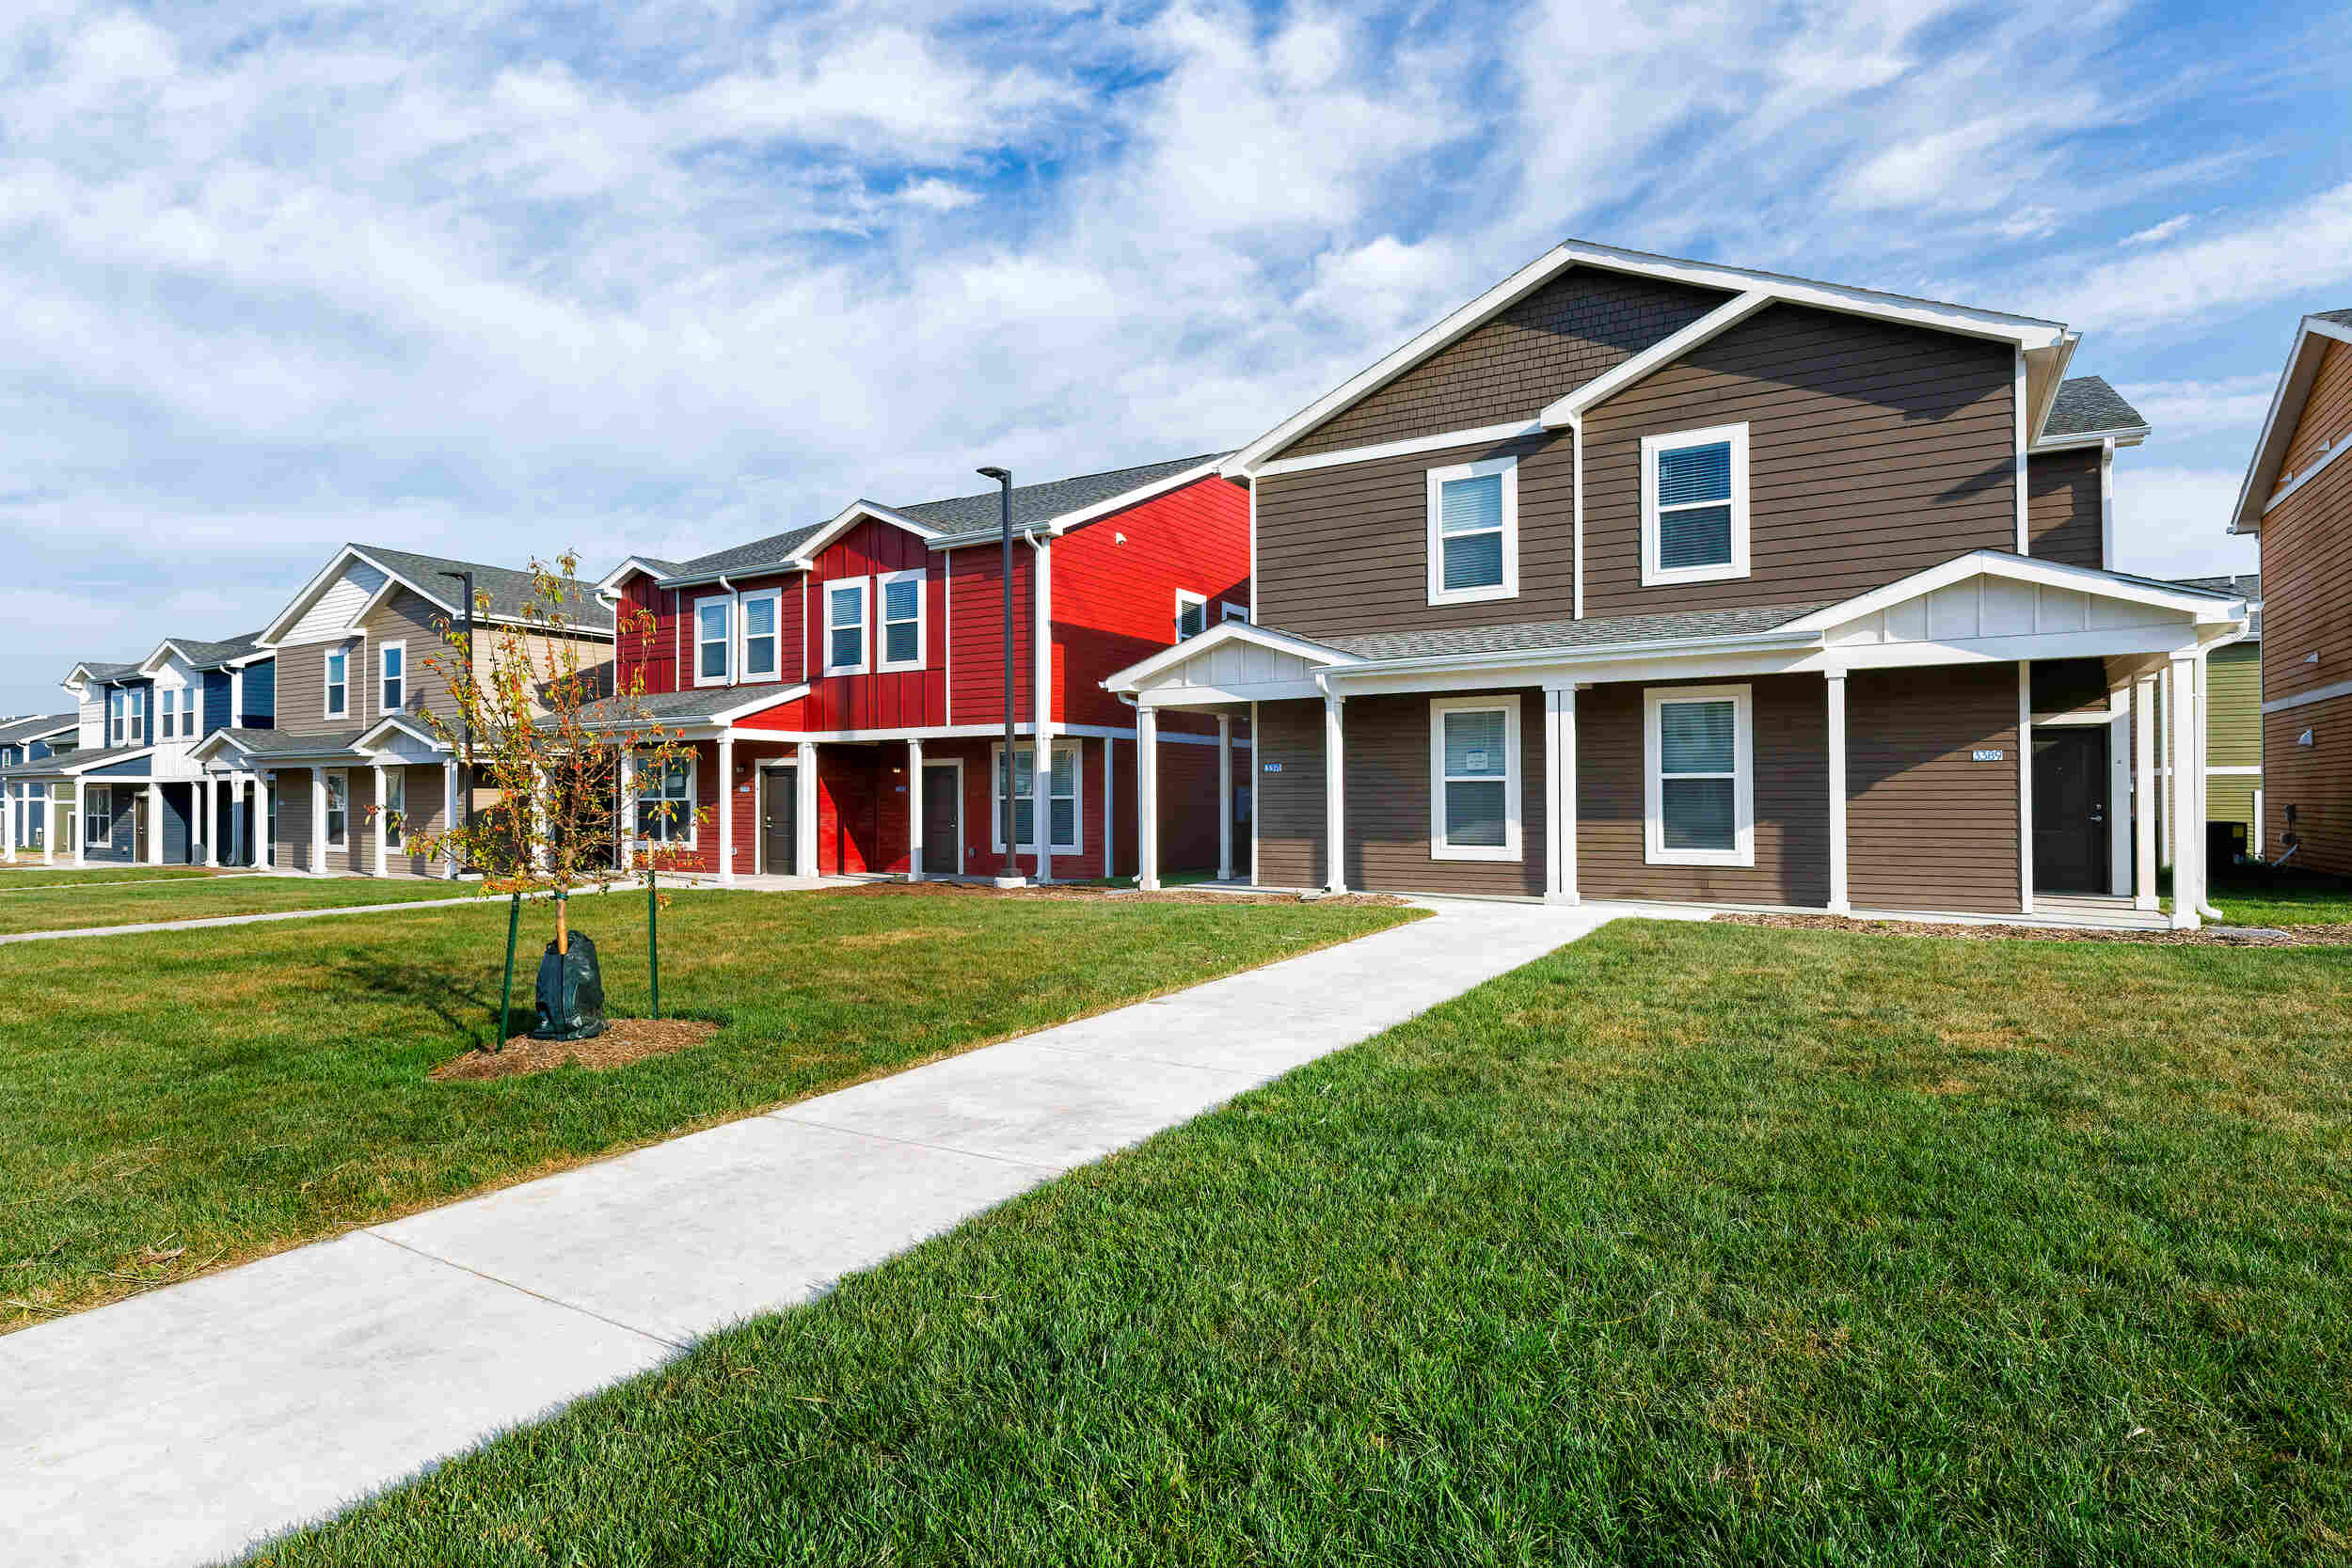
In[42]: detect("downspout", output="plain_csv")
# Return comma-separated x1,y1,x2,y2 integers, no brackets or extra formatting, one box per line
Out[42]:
1568,410,1584,620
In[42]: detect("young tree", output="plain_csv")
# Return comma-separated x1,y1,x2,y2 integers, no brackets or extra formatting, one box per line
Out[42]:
410,552,705,1045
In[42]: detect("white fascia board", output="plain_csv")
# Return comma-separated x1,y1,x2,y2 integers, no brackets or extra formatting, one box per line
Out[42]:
1101,620,1358,694
2229,316,2352,534
50,746,160,776
1774,551,2243,635
1136,681,1327,707
2030,426,2150,453
343,571,407,633
134,641,191,677
1045,460,1226,535
1540,291,1774,425
2023,332,2081,444
596,556,675,596
351,714,448,752
257,546,370,646
784,500,945,567
1323,628,1822,689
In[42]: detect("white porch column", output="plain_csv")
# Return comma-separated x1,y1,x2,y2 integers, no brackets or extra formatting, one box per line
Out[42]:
1216,715,1233,881
2107,705,2132,898
230,775,246,867
310,767,327,875
2016,661,2033,915
1032,536,1054,886
72,779,85,866
1826,670,1851,914
45,787,56,864
263,773,277,868
906,738,925,880
2192,653,2215,911
1322,692,1346,896
615,750,633,872
2157,662,2174,868
2167,653,2201,929
2134,679,2160,905
146,784,163,865
442,760,461,879
1136,705,1161,892
199,778,216,865
5,783,17,863
371,764,389,877
795,741,818,879
1543,685,1580,906
716,737,736,884
1104,732,1118,880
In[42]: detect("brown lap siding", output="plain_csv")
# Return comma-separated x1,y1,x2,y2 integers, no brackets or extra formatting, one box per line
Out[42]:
1845,665,2021,913
2265,696,2352,877
1254,700,1327,889
1575,675,1829,907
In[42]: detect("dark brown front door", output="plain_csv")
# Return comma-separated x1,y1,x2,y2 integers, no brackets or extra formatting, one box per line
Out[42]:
2032,728,2108,894
762,768,796,876
920,764,959,874
131,788,147,863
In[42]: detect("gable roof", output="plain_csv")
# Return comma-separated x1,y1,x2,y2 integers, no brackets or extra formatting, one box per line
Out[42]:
0,713,74,746
2039,376,2150,445
138,629,268,675
2230,309,2352,533
65,660,140,687
898,453,1227,540
260,545,614,646
1224,237,2074,476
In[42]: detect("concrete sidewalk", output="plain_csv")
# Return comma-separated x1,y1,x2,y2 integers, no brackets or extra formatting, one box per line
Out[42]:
0,896,1697,1567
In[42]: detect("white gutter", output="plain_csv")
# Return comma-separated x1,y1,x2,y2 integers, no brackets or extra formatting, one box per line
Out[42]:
1319,626,1824,688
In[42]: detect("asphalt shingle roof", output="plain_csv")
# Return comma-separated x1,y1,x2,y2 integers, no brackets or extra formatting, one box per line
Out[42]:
1318,602,1832,662
2313,308,2352,327
894,452,1227,537
75,660,140,683
2043,375,2148,437
578,686,799,725
206,726,371,757
0,713,74,746
2169,574,2262,639
356,545,615,634
0,742,150,777
654,527,830,581
163,630,267,668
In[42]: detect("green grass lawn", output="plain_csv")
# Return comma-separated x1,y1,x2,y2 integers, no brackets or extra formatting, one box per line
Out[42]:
2207,870,2352,927
0,889,1411,1327
0,863,232,888
0,873,476,935
259,921,2352,1567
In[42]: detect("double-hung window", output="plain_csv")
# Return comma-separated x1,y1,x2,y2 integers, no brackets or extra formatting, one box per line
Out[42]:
86,787,113,848
380,641,405,713
325,648,349,719
993,741,1080,853
1644,685,1754,866
635,754,695,844
695,596,732,686
739,590,781,681
826,579,869,675
877,569,924,672
107,689,123,745
1429,696,1520,860
325,771,349,847
1641,423,1749,585
159,689,178,739
108,688,146,745
1426,456,1518,605
1175,592,1208,641
382,770,405,848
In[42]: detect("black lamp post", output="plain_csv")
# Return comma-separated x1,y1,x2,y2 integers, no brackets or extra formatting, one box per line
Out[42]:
977,466,1018,884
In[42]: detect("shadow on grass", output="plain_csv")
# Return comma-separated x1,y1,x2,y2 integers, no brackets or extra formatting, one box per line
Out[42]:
329,951,529,1049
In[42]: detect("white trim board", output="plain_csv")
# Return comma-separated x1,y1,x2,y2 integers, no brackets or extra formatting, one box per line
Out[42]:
2230,313,2352,534
2262,677,2352,716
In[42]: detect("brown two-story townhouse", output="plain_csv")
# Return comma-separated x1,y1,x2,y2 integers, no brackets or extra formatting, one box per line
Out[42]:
192,545,614,876
1109,240,2251,927
2228,308,2352,876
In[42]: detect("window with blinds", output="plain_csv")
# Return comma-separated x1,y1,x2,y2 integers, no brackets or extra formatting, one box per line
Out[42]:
740,591,781,679
1642,423,1749,585
878,571,925,671
1425,457,1518,605
826,579,869,674
1645,686,1754,866
1429,696,1520,860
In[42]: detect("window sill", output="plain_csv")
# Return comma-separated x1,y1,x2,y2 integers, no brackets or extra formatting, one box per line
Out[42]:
1644,846,1755,868
1639,562,1748,588
876,659,925,674
1430,842,1521,862
691,674,735,689
1426,583,1518,608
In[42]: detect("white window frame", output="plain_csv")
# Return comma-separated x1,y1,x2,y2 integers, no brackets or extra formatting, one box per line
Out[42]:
990,738,1082,854
380,640,406,714
1425,454,1519,606
1640,422,1750,587
1174,590,1208,641
159,688,178,740
1221,601,1251,624
693,594,734,688
635,751,698,847
325,769,349,847
86,786,114,847
1428,694,1522,862
324,646,350,720
737,588,783,683
1643,683,1755,868
108,689,123,746
382,768,405,849
824,578,871,676
127,688,145,743
876,568,927,673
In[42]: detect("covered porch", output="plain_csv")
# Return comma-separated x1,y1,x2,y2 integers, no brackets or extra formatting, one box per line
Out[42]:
1107,555,2251,929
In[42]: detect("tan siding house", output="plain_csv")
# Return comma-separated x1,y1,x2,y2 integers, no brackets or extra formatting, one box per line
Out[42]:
1111,241,2249,928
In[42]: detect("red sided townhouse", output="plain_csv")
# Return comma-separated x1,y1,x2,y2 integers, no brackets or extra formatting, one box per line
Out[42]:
592,455,1251,883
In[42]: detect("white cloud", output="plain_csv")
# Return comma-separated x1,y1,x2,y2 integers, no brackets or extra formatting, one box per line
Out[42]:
2115,375,2278,441
2108,465,2258,579
897,177,980,212
2037,182,2352,332
2122,213,2191,245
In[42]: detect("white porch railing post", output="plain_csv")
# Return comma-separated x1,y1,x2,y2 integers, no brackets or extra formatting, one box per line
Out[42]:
1323,693,1346,896
1826,670,1850,914
907,738,925,880
615,750,632,875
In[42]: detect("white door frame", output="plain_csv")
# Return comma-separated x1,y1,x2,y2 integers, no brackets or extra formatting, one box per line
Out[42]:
755,762,798,877
918,755,964,876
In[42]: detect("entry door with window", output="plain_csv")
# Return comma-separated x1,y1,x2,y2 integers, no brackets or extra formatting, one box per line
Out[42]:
920,763,960,874
2032,728,2109,894
762,768,796,876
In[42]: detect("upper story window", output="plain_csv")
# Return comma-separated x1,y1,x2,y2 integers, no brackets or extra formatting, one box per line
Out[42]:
1175,591,1208,641
1641,423,1749,586
108,687,146,746
826,578,869,675
1430,696,1520,861
695,596,732,686
380,641,405,713
739,589,781,681
325,648,349,719
878,569,925,672
1644,685,1753,867
160,689,178,739
1426,456,1518,606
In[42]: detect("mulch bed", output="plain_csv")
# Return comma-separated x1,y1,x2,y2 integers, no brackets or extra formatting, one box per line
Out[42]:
1712,911,2352,947
837,880,1410,908
431,1018,723,1081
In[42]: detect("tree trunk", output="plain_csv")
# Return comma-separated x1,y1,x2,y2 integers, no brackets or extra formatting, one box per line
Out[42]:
555,888,569,955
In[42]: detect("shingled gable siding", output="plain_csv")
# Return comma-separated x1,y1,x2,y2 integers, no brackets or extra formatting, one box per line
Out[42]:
2026,448,2104,568
1581,305,2017,617
2259,371,2352,873
1273,270,1734,460
1844,664,2021,913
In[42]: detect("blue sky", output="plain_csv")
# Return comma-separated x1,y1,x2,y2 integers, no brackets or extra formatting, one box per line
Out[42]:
4,0,2347,714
